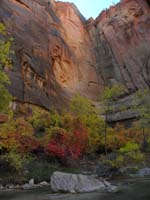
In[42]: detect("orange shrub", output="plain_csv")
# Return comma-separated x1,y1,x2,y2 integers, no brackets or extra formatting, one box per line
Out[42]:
0,117,40,154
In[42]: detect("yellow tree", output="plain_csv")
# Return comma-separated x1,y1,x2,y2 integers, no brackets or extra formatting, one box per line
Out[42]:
101,84,124,155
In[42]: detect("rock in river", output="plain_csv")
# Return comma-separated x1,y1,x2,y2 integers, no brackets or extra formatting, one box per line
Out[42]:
138,168,150,177
51,171,118,193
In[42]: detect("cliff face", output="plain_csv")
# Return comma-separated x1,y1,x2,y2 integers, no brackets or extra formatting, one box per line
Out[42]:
88,0,150,91
88,0,150,121
0,0,100,109
0,0,150,121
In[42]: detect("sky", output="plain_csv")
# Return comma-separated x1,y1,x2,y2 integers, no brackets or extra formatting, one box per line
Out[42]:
56,0,120,19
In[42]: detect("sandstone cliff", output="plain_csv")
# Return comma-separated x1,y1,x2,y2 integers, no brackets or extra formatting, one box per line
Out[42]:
0,0,100,110
88,0,150,90
0,0,150,121
88,0,150,121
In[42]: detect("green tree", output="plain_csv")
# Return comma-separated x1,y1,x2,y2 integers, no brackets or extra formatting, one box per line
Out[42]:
70,94,95,118
119,141,144,163
101,84,124,155
0,23,13,112
105,142,144,169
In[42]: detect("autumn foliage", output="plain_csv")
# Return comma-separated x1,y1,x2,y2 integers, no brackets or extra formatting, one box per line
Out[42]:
1,96,150,172
45,120,88,161
0,117,40,154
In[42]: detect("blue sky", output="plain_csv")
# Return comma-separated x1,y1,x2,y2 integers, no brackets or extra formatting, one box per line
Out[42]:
56,0,120,19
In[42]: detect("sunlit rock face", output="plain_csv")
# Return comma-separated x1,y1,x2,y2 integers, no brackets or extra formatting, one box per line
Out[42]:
0,0,150,121
0,0,100,110
55,1,100,98
0,0,66,108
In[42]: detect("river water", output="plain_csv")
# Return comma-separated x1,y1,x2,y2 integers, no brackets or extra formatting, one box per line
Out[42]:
0,179,150,200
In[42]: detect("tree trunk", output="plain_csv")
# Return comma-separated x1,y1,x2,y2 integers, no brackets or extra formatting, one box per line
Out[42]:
104,107,108,156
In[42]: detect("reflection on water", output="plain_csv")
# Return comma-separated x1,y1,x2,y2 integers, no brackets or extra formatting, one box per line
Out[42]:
1,179,150,200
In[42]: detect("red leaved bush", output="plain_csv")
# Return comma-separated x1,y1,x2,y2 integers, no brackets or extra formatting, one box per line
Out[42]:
68,121,88,159
45,131,68,158
45,120,88,161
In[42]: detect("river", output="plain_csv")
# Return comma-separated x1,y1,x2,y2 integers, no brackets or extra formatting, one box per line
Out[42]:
0,179,150,200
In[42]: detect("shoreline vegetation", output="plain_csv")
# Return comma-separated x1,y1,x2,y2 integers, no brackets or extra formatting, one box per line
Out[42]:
0,100,150,188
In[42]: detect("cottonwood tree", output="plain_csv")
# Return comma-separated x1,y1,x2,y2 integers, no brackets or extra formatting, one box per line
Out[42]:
70,94,106,154
70,94,95,118
101,84,124,155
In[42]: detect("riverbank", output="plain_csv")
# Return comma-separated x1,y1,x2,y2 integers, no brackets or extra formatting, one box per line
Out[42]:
0,158,98,190
1,153,150,192
1,164,150,193
1,178,150,200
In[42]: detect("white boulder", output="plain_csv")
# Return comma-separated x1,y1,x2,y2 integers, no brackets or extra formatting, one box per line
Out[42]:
29,178,34,186
138,168,150,177
51,171,117,193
